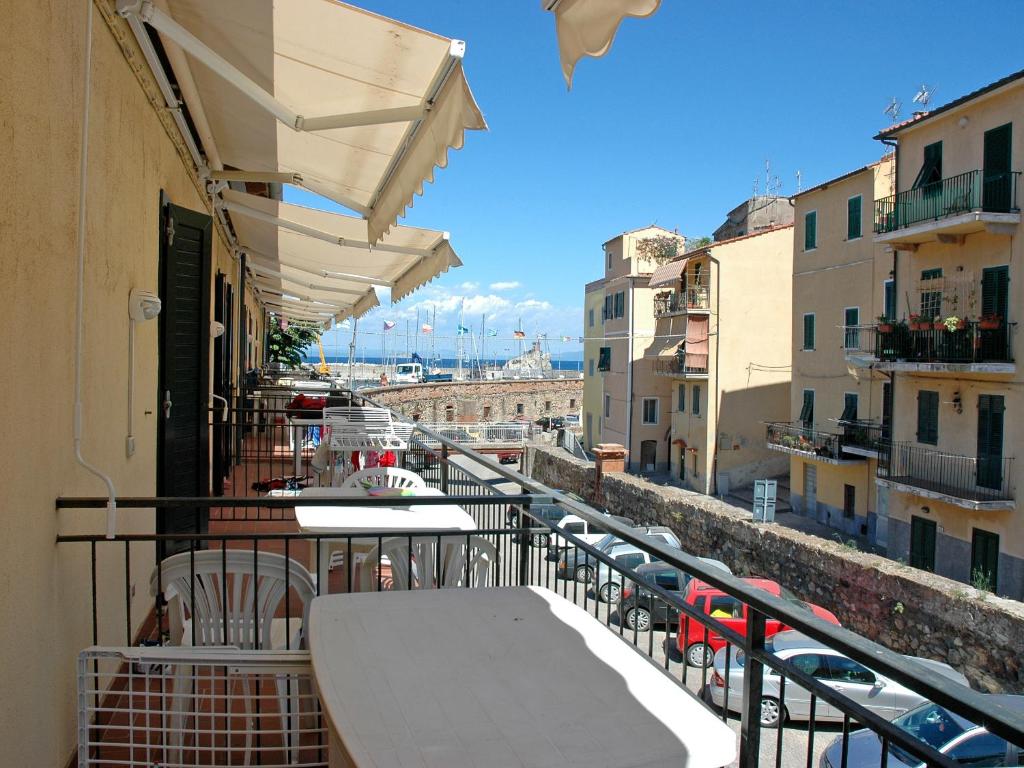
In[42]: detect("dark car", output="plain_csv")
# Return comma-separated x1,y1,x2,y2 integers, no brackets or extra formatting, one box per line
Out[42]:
557,525,678,583
535,415,565,431
618,559,732,631
821,695,1024,768
506,490,585,547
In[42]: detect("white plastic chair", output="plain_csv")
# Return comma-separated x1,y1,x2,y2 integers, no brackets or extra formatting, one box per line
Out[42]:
359,535,498,591
324,406,409,450
342,467,427,490
150,550,316,764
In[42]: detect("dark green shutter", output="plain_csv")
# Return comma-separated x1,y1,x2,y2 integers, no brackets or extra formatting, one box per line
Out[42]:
844,307,860,349
977,395,1005,490
847,196,862,240
913,142,943,188
981,266,1009,319
799,390,814,426
916,390,938,444
840,393,858,422
983,123,1012,211
910,516,937,572
883,280,896,320
678,384,685,412
804,211,817,250
692,385,700,416
970,529,1000,592
803,314,815,350
598,346,610,371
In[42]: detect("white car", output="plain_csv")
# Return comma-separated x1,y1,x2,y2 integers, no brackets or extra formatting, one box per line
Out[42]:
592,536,682,603
708,643,970,727
549,513,635,549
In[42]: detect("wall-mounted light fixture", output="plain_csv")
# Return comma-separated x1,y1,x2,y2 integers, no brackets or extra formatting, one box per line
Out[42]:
128,289,162,458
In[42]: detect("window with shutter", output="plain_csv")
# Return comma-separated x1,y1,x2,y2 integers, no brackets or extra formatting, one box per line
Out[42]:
916,390,939,445
920,268,943,320
597,346,611,371
804,211,817,250
883,279,896,321
981,266,1009,319
970,528,1000,592
977,394,1005,490
803,314,815,350
844,307,860,349
983,123,1012,212
847,196,862,240
692,385,701,416
840,393,858,422
913,142,943,188
677,384,686,412
799,390,814,427
614,291,625,318
910,516,937,572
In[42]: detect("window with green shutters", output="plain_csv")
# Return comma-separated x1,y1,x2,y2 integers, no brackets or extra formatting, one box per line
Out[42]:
847,196,862,240
971,528,1000,592
804,210,817,250
844,307,860,349
840,393,858,422
677,384,686,412
977,394,1005,491
981,266,1009,319
910,516,937,572
916,390,939,445
597,346,611,371
883,279,896,321
799,390,814,428
692,385,701,416
803,313,815,350
913,142,943,188
613,291,625,319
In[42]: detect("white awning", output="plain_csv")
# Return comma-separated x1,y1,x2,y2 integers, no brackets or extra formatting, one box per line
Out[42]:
543,0,662,87
221,189,461,322
122,0,486,243
648,258,689,288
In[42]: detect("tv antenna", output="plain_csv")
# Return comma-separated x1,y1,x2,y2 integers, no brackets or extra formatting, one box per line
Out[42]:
795,170,802,193
884,97,902,123
912,84,935,110
753,159,782,198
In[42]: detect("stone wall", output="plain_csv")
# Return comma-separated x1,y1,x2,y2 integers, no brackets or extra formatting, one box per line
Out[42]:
364,378,583,424
529,445,1024,693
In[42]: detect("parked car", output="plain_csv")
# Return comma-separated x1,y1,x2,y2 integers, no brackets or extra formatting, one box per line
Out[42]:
497,450,519,465
556,525,680,583
708,643,969,727
677,578,841,668
535,415,565,431
592,538,686,603
618,559,732,631
506,491,587,547
546,513,635,552
821,695,1024,768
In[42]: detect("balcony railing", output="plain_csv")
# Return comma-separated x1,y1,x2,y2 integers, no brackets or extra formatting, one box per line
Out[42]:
765,421,850,461
652,355,708,376
846,321,1015,366
57,384,1024,767
840,419,889,453
874,169,1020,234
653,287,710,316
878,441,1014,504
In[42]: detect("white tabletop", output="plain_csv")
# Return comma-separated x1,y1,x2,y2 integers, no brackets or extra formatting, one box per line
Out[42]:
294,486,477,534
309,586,737,768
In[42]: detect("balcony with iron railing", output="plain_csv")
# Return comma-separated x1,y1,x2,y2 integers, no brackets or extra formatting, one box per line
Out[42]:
765,421,865,464
652,354,708,377
653,286,711,317
874,170,1021,243
58,385,1024,766
877,441,1015,510
843,320,1015,372
838,419,889,458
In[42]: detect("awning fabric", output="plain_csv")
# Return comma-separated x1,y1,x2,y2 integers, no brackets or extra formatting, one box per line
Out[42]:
684,316,709,371
222,189,461,322
151,0,486,243
545,0,663,87
648,257,690,288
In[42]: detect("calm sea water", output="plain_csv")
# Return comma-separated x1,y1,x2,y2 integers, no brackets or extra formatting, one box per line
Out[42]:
302,354,582,370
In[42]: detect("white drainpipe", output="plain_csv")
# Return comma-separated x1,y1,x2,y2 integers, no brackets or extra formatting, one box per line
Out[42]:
73,0,118,538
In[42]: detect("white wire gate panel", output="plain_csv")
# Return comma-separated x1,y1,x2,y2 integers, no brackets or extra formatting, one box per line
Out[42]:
78,647,328,767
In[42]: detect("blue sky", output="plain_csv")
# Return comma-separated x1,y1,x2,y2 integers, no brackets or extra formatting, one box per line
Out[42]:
293,1,1024,358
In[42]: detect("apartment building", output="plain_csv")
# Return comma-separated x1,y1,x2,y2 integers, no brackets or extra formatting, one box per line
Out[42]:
771,157,895,547
582,278,606,449
649,226,794,494
583,226,685,471
845,70,1024,598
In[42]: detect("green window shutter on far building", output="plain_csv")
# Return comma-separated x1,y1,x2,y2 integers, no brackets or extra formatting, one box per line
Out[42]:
847,196,862,240
804,211,817,250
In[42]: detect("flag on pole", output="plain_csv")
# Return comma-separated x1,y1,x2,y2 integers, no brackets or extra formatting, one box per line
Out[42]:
487,329,498,337
538,333,548,339
457,325,470,335
383,320,396,331
421,323,433,334
561,335,572,342
513,330,526,338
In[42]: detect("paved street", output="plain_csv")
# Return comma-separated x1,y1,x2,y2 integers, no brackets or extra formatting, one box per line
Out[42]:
449,454,846,768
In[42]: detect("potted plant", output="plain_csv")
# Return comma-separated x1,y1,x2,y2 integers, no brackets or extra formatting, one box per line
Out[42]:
909,313,930,331
877,315,894,333
942,315,966,332
979,314,1003,330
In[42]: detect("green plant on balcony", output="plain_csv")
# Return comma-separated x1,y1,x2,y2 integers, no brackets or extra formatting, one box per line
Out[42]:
780,435,798,449
877,315,895,333
909,313,931,331
636,235,682,265
942,315,966,332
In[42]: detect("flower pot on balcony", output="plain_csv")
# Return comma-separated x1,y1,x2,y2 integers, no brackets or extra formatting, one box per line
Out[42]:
979,316,1002,330
877,323,894,333
932,321,948,331
942,318,966,331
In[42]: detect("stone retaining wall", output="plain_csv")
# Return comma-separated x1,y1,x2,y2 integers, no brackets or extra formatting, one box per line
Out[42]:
363,378,583,424
530,445,1024,693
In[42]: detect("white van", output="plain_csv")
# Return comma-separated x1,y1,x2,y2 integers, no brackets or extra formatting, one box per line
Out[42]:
393,362,424,384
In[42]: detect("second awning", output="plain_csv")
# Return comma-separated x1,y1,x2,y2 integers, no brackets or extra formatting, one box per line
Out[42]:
648,257,690,288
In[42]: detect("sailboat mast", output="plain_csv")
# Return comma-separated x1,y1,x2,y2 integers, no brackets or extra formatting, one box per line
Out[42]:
347,318,357,390
480,313,486,377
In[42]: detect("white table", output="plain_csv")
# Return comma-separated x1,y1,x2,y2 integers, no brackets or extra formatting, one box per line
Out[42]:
295,487,477,591
308,586,738,768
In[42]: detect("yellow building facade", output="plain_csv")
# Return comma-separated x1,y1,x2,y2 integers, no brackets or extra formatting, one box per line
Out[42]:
780,158,895,545
582,279,606,450
649,227,794,494
859,72,1024,599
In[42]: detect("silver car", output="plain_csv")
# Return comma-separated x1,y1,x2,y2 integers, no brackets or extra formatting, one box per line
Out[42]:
592,535,684,603
708,644,969,728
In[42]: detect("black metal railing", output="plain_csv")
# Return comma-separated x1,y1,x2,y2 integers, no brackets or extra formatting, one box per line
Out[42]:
766,422,850,461
57,383,1024,768
875,170,1020,234
652,355,709,376
839,419,889,453
878,442,1014,503
653,287,711,316
846,321,1015,365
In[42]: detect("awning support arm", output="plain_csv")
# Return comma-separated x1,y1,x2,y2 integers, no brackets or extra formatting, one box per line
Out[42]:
117,1,433,133
243,246,394,288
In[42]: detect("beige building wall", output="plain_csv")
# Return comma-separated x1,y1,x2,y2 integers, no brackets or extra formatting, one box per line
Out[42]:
661,226,794,494
582,280,605,449
594,227,682,471
0,4,264,763
877,74,1024,598
786,158,894,542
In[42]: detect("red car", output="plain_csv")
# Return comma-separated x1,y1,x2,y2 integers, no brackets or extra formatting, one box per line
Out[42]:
676,577,840,667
